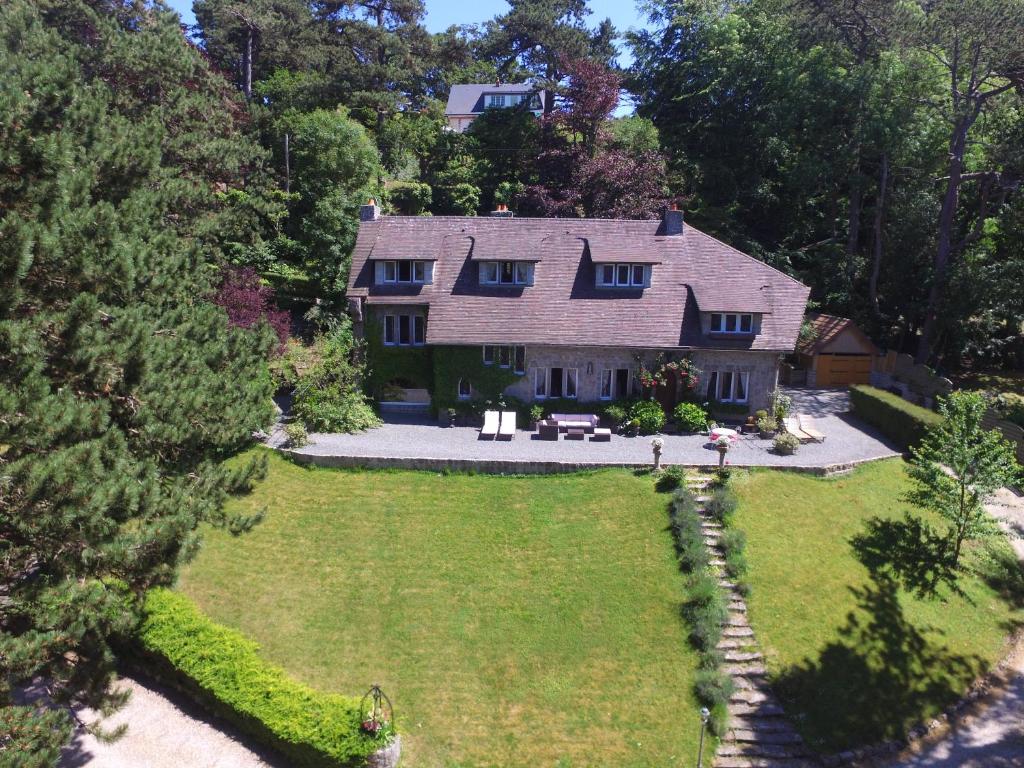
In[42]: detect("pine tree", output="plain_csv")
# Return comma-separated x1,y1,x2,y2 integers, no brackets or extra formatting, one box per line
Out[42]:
0,1,276,760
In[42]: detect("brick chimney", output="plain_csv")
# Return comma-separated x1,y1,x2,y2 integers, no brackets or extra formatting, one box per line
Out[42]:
490,203,514,218
360,198,379,222
663,203,683,235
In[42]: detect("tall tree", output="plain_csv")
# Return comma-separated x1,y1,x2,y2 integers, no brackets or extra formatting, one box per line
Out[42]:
481,0,617,112
906,0,1024,364
0,1,275,759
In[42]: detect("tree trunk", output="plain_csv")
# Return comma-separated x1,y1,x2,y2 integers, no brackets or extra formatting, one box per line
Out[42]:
916,115,970,364
868,153,888,317
244,25,253,99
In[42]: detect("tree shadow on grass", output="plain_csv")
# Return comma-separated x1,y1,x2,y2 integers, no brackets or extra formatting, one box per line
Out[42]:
977,544,1024,612
850,514,964,600
772,575,985,753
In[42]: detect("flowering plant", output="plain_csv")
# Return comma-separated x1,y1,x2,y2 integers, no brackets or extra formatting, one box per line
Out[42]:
715,436,732,450
650,437,664,451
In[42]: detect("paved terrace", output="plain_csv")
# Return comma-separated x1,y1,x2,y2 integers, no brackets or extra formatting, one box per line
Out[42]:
270,389,901,473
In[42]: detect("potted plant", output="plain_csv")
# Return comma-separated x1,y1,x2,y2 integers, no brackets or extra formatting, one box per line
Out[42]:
651,437,665,471
446,407,457,428
756,415,776,439
624,418,641,437
773,432,800,455
529,404,544,429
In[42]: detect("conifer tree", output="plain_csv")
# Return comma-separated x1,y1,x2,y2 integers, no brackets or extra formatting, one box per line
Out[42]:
0,1,276,760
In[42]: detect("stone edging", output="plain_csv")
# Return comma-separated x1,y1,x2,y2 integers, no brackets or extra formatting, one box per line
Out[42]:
280,447,898,478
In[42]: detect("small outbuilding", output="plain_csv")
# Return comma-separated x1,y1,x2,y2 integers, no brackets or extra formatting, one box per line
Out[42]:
796,314,878,387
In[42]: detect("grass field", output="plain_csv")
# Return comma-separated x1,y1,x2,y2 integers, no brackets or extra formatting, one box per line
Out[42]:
732,459,1023,753
178,451,702,767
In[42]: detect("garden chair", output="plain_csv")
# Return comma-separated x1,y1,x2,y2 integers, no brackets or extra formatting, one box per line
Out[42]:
498,411,516,440
783,417,814,444
797,413,826,443
480,410,499,439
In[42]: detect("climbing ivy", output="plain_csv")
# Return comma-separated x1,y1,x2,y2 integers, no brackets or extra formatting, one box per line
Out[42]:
363,316,433,397
432,345,525,415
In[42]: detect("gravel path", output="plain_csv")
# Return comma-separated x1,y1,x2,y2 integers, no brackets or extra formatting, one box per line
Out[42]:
60,676,282,768
890,486,1024,768
272,389,898,469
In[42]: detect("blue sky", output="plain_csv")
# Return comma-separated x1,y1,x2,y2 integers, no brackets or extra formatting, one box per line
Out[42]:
163,0,650,62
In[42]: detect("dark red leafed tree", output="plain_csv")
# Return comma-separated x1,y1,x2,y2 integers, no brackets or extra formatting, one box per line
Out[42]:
214,266,290,352
520,57,668,219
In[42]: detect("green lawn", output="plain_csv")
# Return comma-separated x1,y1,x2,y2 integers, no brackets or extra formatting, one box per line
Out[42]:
178,451,702,767
732,459,1023,753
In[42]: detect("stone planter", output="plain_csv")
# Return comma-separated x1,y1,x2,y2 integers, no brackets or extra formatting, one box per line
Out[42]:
368,735,401,768
759,430,776,439
775,445,796,456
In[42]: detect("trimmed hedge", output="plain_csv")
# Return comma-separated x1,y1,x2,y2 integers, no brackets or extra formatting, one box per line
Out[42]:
133,589,393,767
849,385,942,451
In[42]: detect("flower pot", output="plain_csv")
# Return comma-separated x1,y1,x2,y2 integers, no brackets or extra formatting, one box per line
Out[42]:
776,445,796,456
759,430,776,439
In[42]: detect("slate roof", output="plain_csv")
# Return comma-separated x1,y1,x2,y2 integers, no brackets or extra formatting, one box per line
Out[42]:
347,215,810,352
797,314,878,355
445,83,545,116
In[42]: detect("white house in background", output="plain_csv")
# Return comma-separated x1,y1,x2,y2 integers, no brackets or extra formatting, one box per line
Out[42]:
444,83,545,133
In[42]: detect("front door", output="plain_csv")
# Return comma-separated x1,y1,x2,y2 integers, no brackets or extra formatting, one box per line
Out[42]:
655,369,678,412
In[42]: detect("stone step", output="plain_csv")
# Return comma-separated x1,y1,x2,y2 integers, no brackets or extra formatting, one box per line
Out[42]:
731,729,804,746
710,559,728,567
723,626,755,638
717,638,750,650
713,757,818,768
730,689,769,705
719,579,737,589
725,614,748,627
728,702,786,718
730,717,796,734
724,662,768,677
718,742,812,759
702,521,723,530
725,650,764,663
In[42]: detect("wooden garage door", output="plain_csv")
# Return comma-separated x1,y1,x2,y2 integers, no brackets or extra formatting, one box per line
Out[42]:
816,354,872,386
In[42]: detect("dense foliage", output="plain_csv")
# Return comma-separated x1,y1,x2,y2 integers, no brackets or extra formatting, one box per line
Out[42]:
135,589,392,766
0,0,275,759
849,385,943,450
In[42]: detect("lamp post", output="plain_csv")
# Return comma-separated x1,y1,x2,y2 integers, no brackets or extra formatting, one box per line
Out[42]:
697,706,710,768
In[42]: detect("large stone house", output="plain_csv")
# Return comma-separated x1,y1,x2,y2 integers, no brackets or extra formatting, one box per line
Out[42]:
346,203,810,415
444,83,545,133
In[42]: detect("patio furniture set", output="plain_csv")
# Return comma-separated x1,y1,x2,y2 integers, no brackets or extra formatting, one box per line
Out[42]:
537,413,612,442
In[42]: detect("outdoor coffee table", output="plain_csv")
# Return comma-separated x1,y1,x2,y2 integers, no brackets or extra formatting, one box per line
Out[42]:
590,428,611,442
566,428,585,440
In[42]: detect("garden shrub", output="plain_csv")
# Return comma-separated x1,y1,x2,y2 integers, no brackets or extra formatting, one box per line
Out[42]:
283,422,309,448
694,668,735,711
722,529,748,579
705,487,738,523
992,392,1024,428
673,401,708,432
670,489,707,573
133,589,393,767
655,465,686,492
684,573,727,652
773,432,801,454
598,400,630,428
849,385,941,450
628,399,666,435
709,703,729,738
293,320,381,434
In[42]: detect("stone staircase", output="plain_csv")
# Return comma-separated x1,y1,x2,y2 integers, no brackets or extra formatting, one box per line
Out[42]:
688,475,819,768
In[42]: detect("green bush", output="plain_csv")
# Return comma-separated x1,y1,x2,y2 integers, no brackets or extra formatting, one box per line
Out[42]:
133,590,393,767
706,487,738,524
684,573,727,652
694,668,735,710
849,385,941,451
670,488,708,573
655,465,686,492
629,399,666,435
284,422,309,448
992,392,1024,428
722,529,748,579
673,401,708,432
599,402,629,428
773,432,801,454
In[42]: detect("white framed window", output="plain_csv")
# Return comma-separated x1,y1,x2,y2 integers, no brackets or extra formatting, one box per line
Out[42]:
480,261,530,286
482,345,495,365
710,313,754,334
707,370,750,403
534,368,547,399
535,368,578,400
596,263,649,288
379,260,430,285
457,379,471,400
382,313,424,347
488,94,506,107
601,368,633,399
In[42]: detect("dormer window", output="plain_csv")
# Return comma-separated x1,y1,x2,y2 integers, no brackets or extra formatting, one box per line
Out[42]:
596,263,650,288
376,260,431,285
710,313,754,334
480,261,532,286
488,94,506,108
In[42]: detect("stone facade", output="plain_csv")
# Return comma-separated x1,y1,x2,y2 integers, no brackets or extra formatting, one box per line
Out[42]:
496,345,780,413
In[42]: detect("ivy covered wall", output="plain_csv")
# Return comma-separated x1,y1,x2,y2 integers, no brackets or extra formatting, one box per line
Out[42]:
432,345,525,415
363,314,433,397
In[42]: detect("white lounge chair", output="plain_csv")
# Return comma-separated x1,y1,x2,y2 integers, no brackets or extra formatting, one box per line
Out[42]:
480,410,499,439
498,410,516,440
798,414,826,443
783,417,814,444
